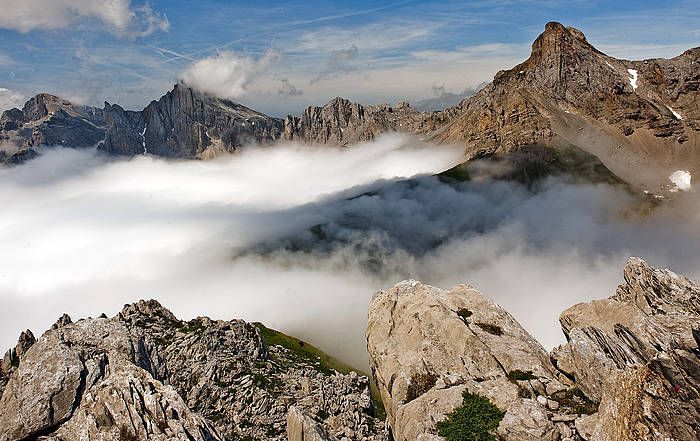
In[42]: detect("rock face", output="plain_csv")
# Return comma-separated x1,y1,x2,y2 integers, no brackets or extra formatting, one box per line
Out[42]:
1,94,106,147
0,300,383,441
0,93,106,165
285,23,700,190
100,83,284,159
433,22,700,190
283,98,443,146
553,257,700,440
367,258,700,441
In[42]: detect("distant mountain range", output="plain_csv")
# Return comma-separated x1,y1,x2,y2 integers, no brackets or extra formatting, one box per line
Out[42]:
1,22,698,191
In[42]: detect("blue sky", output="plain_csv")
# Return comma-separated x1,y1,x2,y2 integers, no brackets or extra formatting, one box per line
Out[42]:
0,0,698,116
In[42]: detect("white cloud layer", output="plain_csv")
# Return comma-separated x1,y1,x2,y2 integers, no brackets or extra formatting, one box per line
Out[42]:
0,0,169,37
179,50,279,100
1,137,700,369
0,87,25,112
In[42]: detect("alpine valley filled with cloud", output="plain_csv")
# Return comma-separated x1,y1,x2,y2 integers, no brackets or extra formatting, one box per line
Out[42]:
0,1,699,441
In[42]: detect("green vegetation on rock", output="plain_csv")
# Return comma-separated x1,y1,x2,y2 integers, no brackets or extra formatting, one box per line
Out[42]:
253,323,385,418
436,391,505,441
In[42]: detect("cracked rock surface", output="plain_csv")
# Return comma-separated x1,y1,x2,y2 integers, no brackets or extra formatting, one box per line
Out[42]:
0,301,383,441
367,258,700,440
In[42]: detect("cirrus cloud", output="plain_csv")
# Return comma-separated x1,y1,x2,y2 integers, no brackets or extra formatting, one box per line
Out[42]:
0,0,169,37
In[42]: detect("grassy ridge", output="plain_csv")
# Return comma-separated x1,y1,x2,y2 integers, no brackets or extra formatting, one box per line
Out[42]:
253,323,385,418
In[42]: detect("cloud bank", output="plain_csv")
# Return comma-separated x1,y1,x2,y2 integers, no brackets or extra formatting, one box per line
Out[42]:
179,50,280,100
0,87,24,112
1,137,699,369
0,0,169,37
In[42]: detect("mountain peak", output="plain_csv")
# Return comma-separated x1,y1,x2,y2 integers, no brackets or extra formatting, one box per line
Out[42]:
527,21,596,67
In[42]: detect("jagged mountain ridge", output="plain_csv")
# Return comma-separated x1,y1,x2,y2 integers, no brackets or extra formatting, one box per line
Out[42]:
0,93,106,164
431,22,700,189
101,83,284,159
1,22,698,190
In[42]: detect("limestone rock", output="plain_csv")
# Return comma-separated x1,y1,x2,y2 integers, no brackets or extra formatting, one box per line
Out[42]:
554,257,700,440
0,300,383,441
367,257,700,441
366,280,566,441
287,406,338,441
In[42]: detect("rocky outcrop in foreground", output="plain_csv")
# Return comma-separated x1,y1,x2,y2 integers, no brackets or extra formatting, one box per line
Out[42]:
0,301,383,441
367,258,700,441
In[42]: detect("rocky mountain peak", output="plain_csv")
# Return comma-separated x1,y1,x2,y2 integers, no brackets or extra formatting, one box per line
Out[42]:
101,83,284,159
523,21,598,71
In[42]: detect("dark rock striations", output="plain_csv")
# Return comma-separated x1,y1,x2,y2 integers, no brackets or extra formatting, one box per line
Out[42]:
101,83,284,159
0,301,383,441
367,258,700,440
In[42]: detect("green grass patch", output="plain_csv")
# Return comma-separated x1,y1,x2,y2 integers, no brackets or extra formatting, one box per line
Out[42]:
436,391,505,441
253,322,386,419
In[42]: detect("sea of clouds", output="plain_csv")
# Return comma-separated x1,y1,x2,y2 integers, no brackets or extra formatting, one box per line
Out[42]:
1,135,698,369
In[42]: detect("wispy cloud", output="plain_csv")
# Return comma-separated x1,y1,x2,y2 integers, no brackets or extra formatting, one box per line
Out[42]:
0,87,25,112
0,0,169,37
297,21,438,53
278,78,303,97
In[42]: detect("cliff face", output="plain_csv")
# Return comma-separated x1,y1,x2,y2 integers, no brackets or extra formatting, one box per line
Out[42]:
283,98,445,146
367,258,700,441
0,301,383,441
100,83,284,159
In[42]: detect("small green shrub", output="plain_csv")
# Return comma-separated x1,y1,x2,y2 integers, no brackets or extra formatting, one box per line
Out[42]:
436,391,505,441
555,387,598,415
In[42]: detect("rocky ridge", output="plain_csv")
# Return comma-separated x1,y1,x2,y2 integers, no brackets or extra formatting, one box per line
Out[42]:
0,301,383,441
2,22,698,191
367,257,700,440
284,23,700,191
100,83,284,159
0,93,105,165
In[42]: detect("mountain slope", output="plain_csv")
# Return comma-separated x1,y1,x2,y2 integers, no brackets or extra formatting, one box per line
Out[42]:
284,22,699,190
101,83,284,159
0,94,106,164
431,22,699,189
